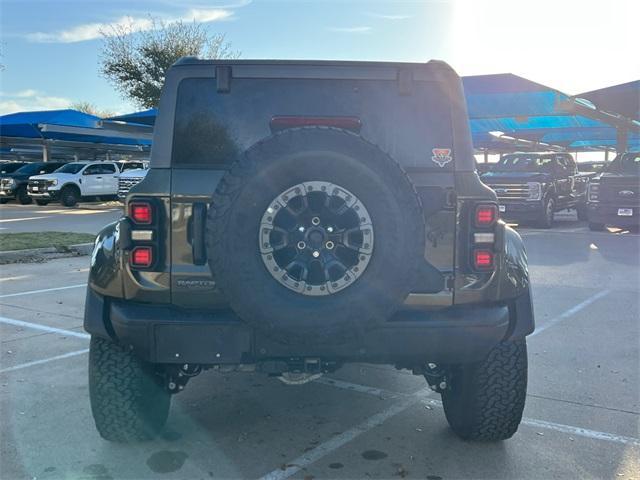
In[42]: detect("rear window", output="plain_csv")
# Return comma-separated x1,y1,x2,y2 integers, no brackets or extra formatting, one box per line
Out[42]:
171,76,454,169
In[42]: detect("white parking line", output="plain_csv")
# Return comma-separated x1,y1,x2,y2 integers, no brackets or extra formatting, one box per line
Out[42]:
259,388,431,480
0,316,89,339
318,377,640,447
0,284,85,298
521,418,640,447
0,216,49,223
0,348,89,373
531,289,612,337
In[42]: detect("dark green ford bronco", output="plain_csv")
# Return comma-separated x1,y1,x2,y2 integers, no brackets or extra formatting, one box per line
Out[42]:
84,58,534,443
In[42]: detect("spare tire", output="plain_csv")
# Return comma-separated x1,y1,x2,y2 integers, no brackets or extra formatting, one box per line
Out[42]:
207,127,425,344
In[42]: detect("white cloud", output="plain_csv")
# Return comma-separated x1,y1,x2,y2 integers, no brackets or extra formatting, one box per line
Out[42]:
368,13,412,20
0,90,72,115
328,26,372,33
27,8,233,44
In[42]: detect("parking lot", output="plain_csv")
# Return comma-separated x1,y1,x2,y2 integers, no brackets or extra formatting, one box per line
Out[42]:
0,210,638,479
0,203,122,234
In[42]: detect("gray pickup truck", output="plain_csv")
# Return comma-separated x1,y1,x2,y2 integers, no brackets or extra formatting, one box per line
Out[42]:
84,58,535,444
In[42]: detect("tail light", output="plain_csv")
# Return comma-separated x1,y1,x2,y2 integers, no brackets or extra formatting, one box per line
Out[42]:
468,202,498,272
475,204,498,227
130,246,153,268
473,249,494,270
129,202,152,224
127,197,161,270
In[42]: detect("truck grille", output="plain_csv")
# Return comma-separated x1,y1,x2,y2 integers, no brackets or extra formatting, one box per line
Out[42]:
486,183,529,201
27,179,49,192
118,177,144,199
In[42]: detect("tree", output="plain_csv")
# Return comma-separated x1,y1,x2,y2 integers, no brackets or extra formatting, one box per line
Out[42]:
100,18,239,109
71,101,115,118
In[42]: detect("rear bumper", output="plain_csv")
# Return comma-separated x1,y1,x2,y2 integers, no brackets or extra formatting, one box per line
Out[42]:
588,203,640,227
84,288,534,366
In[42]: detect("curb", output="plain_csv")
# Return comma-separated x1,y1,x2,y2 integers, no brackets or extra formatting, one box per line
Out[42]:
0,242,94,264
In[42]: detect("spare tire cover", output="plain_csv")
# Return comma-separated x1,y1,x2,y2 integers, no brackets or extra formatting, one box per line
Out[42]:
207,127,425,344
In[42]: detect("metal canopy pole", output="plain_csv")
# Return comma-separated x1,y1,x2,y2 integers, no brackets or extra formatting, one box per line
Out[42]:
42,142,50,162
616,128,629,154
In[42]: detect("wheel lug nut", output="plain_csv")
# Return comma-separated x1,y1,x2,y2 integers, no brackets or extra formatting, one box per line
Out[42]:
326,241,335,250
297,241,306,250
311,217,320,226
312,250,320,258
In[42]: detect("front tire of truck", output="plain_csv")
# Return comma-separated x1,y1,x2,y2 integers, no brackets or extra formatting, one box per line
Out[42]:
89,336,170,442
441,340,527,441
60,185,80,207
538,197,555,229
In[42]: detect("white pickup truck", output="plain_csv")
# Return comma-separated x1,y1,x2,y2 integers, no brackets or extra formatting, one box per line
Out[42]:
28,161,120,207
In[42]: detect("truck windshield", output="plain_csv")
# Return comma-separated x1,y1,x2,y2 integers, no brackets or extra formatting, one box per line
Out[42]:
55,163,85,174
617,153,640,175
0,162,26,174
494,155,554,172
14,163,47,175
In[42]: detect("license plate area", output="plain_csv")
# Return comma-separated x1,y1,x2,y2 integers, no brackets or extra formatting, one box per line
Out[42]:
32,186,39,191
618,208,633,216
498,205,506,213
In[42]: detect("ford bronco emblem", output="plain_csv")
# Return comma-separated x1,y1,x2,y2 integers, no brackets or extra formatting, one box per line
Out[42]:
432,148,452,168
619,190,635,197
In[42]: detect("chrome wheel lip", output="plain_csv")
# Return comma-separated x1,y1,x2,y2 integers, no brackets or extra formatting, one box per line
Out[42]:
259,180,374,297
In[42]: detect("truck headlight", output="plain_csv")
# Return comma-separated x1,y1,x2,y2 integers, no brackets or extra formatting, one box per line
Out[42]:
48,179,58,186
527,182,542,201
588,183,599,202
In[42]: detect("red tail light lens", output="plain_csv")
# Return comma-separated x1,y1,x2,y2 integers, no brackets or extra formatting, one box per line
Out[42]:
473,249,494,270
130,246,153,268
129,202,152,224
475,204,498,227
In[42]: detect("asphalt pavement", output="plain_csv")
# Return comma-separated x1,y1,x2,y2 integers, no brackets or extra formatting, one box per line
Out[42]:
0,202,123,234
0,223,638,479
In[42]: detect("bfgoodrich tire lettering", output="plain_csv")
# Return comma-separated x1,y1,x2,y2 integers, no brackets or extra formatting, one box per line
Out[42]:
89,336,170,442
440,340,528,441
206,127,425,344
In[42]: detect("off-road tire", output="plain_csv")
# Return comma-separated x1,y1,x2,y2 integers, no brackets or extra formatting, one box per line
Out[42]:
89,336,170,442
60,186,79,207
589,222,606,231
36,200,49,206
441,340,527,441
539,197,555,229
17,186,32,205
206,127,425,344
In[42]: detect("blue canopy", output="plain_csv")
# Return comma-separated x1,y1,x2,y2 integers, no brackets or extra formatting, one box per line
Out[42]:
0,109,100,139
576,81,640,121
107,109,157,126
463,74,638,151
0,109,151,145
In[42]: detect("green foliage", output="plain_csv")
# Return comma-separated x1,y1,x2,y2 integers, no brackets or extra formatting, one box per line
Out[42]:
100,18,239,108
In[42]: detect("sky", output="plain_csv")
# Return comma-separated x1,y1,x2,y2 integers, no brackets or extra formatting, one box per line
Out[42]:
0,0,638,116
